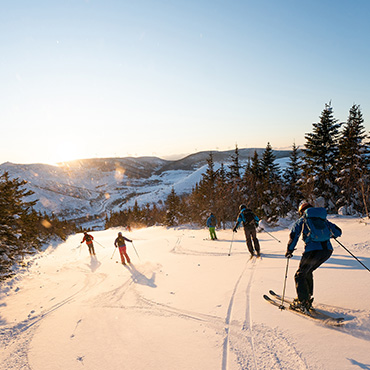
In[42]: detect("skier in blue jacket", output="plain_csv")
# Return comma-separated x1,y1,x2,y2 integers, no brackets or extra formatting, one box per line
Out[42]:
285,202,342,312
233,205,260,257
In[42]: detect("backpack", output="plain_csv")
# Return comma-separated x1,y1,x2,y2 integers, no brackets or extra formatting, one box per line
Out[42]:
304,207,331,242
209,215,217,227
85,234,92,242
242,209,256,227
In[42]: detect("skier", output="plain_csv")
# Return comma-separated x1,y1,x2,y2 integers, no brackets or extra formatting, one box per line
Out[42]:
206,213,218,240
233,205,261,257
81,231,96,256
285,202,342,312
114,232,132,265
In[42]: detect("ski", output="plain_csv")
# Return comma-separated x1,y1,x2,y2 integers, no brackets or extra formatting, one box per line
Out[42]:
269,290,344,323
264,291,344,326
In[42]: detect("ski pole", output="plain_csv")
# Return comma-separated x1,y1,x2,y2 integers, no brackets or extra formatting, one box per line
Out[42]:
333,237,370,273
110,247,117,260
260,227,281,243
94,240,106,249
279,257,290,310
228,232,235,256
131,241,141,260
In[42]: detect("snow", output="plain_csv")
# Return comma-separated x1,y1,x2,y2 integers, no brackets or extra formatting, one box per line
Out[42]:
1,217,370,369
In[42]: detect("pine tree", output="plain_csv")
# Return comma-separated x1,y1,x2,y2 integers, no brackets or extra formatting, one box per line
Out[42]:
283,142,303,212
0,172,40,279
199,152,217,211
337,104,370,215
302,102,341,210
227,145,244,213
239,150,264,214
214,163,229,229
258,143,283,222
164,187,181,226
228,145,242,180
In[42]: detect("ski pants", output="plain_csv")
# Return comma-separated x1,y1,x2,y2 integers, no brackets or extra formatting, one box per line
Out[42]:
209,227,217,240
119,246,130,264
294,249,333,302
87,243,95,256
243,227,260,256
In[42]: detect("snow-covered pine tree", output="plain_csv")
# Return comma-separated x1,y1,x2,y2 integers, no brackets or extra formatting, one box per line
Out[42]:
0,172,40,280
302,102,341,210
337,104,370,215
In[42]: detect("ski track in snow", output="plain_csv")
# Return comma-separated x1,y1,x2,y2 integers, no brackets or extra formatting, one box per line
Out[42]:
0,268,108,369
169,238,312,370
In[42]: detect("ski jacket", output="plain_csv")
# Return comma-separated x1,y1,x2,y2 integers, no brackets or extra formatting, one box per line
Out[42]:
287,207,342,254
114,235,132,248
206,214,217,228
82,234,94,245
235,209,259,230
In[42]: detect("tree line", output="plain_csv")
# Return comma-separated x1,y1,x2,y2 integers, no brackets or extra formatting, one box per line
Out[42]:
106,102,369,228
0,171,77,280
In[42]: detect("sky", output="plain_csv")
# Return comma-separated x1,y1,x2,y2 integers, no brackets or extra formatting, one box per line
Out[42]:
1,0,370,165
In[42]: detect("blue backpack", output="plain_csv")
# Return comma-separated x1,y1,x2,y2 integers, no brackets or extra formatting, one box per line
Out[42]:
304,207,331,242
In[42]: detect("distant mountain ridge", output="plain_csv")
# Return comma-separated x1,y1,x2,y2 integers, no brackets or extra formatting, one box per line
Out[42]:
0,148,292,228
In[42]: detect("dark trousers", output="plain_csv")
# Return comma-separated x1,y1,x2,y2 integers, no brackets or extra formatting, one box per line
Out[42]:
243,227,260,256
295,249,332,302
88,243,95,255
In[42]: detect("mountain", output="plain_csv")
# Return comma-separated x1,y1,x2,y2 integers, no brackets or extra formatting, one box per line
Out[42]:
0,148,292,228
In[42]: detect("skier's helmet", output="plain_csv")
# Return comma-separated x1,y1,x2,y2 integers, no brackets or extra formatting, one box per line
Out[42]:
298,202,312,215
239,204,247,211
118,232,122,236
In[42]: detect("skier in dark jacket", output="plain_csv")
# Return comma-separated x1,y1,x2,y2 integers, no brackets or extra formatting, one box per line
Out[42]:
81,231,95,256
233,205,261,257
206,213,217,240
285,202,342,312
114,232,132,265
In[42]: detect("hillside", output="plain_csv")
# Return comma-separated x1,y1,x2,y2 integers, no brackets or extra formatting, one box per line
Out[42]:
0,149,292,228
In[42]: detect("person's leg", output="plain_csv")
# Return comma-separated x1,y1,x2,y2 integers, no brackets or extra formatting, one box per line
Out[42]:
294,249,333,303
119,247,126,264
250,228,260,255
210,227,216,240
123,246,131,263
244,228,254,256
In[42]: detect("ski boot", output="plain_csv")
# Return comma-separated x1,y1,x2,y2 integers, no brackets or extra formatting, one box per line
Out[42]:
290,298,311,314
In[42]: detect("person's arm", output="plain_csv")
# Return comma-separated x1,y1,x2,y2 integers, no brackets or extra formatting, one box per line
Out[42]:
233,213,242,232
285,218,304,257
328,221,342,238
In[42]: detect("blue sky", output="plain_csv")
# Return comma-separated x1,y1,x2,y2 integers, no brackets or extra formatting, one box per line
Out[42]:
1,0,370,164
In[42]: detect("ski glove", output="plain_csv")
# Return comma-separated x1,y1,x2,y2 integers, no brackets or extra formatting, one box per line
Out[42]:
285,250,293,258
232,226,237,233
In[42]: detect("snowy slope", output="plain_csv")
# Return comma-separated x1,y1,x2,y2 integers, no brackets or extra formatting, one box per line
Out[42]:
1,216,370,369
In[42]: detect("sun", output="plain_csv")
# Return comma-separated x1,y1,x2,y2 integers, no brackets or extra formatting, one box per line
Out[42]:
48,141,87,165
